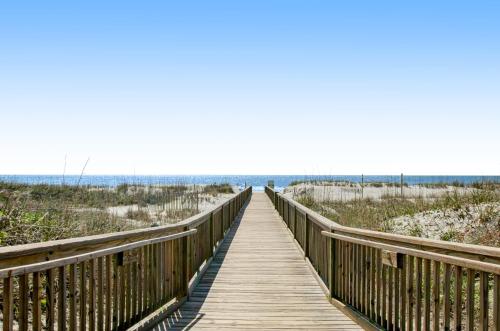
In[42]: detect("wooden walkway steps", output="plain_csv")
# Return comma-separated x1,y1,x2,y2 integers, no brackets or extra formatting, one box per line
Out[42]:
152,192,362,330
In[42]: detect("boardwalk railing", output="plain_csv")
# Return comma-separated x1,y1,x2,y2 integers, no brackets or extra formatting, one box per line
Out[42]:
0,187,251,331
265,186,500,331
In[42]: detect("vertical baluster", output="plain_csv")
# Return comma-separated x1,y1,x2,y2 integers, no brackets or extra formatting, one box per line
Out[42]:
443,264,451,331
58,266,67,331
454,266,463,331
112,255,119,330
361,245,366,313
395,267,400,331
126,260,131,322
69,264,77,331
47,268,56,331
328,235,335,300
105,256,112,331
33,272,42,331
119,254,126,326
479,272,488,331
466,269,474,331
377,249,382,325
89,259,96,331
143,246,149,312
19,274,30,331
97,257,104,331
79,262,87,331
424,259,431,331
389,267,394,331
401,256,407,331
132,259,138,321
433,261,440,331
370,247,376,321
416,257,423,331
407,256,414,331
2,277,14,331
382,265,387,329
493,274,499,331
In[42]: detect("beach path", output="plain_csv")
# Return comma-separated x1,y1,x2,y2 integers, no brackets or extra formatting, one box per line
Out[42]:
151,192,362,330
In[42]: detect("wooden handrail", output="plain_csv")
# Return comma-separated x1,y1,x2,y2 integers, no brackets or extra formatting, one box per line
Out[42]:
265,185,500,331
0,229,197,278
322,231,500,275
0,186,252,331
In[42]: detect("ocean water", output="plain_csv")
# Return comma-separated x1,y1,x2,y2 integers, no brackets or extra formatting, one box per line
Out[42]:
0,175,498,191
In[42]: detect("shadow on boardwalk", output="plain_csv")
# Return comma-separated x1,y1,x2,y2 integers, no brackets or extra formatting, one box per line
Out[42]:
152,201,247,330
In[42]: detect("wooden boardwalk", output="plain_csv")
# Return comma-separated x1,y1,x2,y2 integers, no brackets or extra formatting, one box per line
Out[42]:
152,192,362,330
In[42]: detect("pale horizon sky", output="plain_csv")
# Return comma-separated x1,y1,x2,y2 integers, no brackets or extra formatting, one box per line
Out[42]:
1,1,499,175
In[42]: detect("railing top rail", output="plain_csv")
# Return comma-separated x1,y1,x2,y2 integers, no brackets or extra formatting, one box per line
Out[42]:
322,230,500,275
0,186,251,264
265,186,500,261
0,229,197,278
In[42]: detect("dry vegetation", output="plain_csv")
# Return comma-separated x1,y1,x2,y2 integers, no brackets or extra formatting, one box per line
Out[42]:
0,182,234,246
290,181,500,247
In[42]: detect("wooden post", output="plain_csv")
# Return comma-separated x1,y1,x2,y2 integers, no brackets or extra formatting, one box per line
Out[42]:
293,205,297,239
182,226,191,298
209,213,214,255
304,214,310,258
328,233,336,300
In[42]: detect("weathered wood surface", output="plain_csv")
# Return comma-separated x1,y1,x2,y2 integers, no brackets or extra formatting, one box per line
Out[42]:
153,193,362,330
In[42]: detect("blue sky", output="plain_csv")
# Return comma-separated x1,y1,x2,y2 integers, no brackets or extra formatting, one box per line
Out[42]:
1,1,499,175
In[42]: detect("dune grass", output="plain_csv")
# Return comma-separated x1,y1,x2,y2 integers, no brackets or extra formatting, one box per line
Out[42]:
295,184,499,246
0,181,233,246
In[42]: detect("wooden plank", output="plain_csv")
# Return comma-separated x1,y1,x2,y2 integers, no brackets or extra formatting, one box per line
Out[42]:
466,269,474,331
125,260,131,323
443,263,451,331
2,277,14,331
494,274,499,331
382,264,387,329
79,261,87,331
105,256,112,331
119,256,125,326
143,245,149,312
377,249,382,325
395,267,400,330
89,259,96,331
479,271,488,331
424,259,431,331
112,256,119,329
454,266,463,331
33,272,42,331
328,236,333,299
58,266,67,331
97,257,104,331
47,268,56,330
433,261,440,331
401,256,406,331
132,260,138,321
69,264,77,331
19,274,30,331
137,248,143,320
407,255,414,331
416,257,423,331
388,266,394,331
